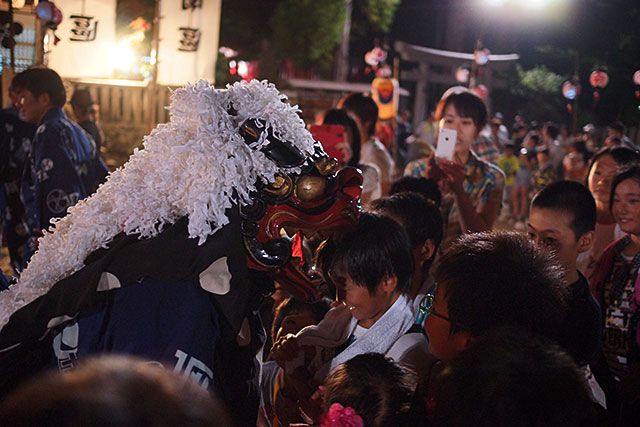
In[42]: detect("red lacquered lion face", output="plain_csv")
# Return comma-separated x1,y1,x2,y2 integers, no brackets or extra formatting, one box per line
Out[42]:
239,140,362,301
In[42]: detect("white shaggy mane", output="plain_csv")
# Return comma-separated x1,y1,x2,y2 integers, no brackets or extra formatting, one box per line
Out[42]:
0,79,315,327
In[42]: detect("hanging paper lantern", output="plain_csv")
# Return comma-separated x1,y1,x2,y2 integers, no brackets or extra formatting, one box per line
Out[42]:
562,81,580,100
567,103,573,113
455,66,470,83
633,70,640,86
364,47,387,67
372,76,399,120
35,1,63,28
472,84,488,100
593,91,600,101
474,48,490,66
589,70,609,88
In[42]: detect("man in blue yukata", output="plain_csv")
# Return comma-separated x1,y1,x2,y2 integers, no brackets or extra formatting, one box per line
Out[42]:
11,68,107,258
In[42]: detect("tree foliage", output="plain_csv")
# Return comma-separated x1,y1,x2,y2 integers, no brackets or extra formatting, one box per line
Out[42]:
219,0,401,78
359,0,402,33
270,0,346,71
512,65,568,122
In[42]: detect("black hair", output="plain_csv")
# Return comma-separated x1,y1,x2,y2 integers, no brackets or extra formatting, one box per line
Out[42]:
434,327,596,427
544,122,559,140
584,146,640,188
323,353,424,427
503,143,515,152
389,175,442,206
9,71,28,93
608,121,625,134
571,139,587,153
270,297,330,342
70,89,95,115
12,68,66,108
436,91,488,131
610,163,640,210
339,93,378,137
434,231,566,340
532,180,596,238
322,108,361,167
370,192,443,272
316,212,413,295
0,355,230,427
537,147,550,157
528,134,540,145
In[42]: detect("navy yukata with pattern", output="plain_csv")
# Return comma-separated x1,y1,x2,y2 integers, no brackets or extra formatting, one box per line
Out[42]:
21,107,108,251
0,111,35,272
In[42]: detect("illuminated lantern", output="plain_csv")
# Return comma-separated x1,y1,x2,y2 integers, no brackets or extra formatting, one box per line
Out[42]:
371,77,399,120
562,81,580,100
472,84,488,100
455,66,470,83
365,47,387,67
589,70,609,88
474,48,490,66
35,1,63,28
633,69,640,85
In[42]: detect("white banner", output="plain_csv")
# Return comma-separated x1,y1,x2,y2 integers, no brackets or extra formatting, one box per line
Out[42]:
46,0,117,79
156,0,221,86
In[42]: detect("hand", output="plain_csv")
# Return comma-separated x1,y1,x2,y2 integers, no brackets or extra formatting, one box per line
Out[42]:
270,333,300,368
424,152,445,181
335,142,353,166
437,154,466,194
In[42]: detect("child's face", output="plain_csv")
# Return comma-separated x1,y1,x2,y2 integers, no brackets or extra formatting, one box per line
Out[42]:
537,152,549,165
612,178,640,236
340,275,397,329
424,283,470,362
527,208,583,277
588,154,617,207
275,309,318,341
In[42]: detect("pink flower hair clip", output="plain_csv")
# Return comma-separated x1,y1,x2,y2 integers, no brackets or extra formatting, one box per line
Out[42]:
320,403,364,427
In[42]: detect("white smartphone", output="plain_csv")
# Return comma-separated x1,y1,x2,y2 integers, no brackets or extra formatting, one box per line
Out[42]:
435,128,457,161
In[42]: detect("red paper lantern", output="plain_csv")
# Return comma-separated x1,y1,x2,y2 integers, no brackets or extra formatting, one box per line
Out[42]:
472,84,488,100
589,70,609,88
633,70,640,86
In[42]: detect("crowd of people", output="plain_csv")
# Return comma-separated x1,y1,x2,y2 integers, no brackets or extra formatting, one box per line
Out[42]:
257,86,640,426
1,68,640,427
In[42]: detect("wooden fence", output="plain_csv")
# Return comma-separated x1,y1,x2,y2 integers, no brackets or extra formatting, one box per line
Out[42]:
64,79,175,126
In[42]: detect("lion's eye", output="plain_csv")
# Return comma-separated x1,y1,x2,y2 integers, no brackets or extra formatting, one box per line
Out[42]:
295,175,326,202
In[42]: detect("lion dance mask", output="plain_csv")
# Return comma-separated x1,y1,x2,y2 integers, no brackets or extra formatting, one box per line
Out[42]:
0,80,362,423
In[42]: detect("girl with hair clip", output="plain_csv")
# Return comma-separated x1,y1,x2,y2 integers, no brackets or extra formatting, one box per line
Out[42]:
590,163,640,425
320,353,427,427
